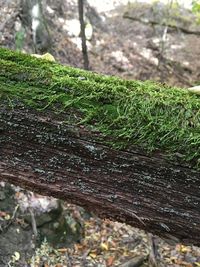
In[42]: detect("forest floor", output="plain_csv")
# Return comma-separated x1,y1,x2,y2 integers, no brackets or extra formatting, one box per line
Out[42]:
0,0,200,266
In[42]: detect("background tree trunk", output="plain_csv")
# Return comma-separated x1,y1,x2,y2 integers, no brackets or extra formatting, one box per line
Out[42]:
20,0,51,53
78,0,90,70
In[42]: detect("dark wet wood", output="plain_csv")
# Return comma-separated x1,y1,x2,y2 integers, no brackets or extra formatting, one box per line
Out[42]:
0,106,200,246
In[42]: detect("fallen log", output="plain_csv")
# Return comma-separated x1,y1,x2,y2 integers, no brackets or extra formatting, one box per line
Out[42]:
0,48,200,246
123,13,200,35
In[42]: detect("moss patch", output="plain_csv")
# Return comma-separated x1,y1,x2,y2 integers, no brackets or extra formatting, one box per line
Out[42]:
0,47,199,167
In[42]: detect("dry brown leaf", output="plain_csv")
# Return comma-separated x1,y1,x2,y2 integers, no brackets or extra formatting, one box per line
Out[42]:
106,256,115,266
57,248,68,253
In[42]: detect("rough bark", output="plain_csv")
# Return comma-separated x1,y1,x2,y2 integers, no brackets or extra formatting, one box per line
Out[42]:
0,48,200,247
0,105,200,246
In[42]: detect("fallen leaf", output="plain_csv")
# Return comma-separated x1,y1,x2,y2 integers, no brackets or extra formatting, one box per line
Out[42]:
57,248,68,253
106,256,115,266
101,242,109,251
12,251,20,262
89,252,97,259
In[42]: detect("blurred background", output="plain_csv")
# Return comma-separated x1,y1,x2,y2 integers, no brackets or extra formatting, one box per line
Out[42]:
0,0,200,266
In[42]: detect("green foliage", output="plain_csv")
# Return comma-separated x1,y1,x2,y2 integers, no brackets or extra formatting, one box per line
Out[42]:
192,0,200,23
15,27,25,51
192,0,200,12
0,47,199,167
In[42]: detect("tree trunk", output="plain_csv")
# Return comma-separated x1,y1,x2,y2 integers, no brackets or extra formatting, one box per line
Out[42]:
0,48,200,246
78,0,90,70
20,0,51,53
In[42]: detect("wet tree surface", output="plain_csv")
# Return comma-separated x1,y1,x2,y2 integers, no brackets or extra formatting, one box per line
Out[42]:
0,104,200,247
0,47,200,248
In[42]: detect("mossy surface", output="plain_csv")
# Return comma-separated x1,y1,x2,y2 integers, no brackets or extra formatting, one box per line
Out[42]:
0,47,199,166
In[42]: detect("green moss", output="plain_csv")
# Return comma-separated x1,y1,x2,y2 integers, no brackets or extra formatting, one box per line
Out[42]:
0,47,200,167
